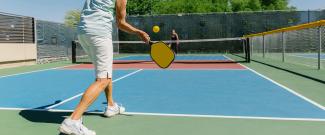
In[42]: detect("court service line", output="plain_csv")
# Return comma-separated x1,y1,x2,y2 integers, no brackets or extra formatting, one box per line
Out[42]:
114,55,143,60
289,54,325,60
0,56,133,78
283,54,323,68
115,69,247,71
125,112,325,122
45,69,143,109
0,64,77,79
223,55,325,111
1,107,325,122
62,68,248,71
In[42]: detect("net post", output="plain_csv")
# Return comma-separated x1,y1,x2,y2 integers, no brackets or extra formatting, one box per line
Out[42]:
72,40,77,64
250,37,253,59
242,38,246,60
282,32,286,62
263,35,266,58
318,26,322,70
246,38,251,63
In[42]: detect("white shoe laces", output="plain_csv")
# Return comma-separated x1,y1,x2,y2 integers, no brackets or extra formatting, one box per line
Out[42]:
107,103,123,113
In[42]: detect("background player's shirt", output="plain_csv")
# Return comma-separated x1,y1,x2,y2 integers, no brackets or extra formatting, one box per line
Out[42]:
78,0,115,39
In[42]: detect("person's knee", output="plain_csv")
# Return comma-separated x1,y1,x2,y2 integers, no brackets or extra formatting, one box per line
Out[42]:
95,78,112,87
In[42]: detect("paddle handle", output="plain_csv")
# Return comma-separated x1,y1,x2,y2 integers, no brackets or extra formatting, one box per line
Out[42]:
149,41,154,46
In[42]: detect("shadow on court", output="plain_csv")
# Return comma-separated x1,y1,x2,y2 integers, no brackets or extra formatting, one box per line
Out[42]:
18,110,107,124
19,110,133,135
19,109,133,123
19,110,71,124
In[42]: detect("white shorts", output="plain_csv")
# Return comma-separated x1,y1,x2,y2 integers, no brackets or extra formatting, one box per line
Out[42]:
78,34,113,79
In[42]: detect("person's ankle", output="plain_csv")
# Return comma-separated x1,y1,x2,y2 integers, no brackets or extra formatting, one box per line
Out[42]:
108,102,115,107
69,116,82,121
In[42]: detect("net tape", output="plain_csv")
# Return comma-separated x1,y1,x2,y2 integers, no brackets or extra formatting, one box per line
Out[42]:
113,37,243,44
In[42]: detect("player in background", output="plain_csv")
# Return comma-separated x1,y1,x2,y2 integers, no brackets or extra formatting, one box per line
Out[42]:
170,29,179,54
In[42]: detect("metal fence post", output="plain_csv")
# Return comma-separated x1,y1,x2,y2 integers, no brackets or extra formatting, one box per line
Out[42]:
318,26,322,70
72,41,77,64
282,32,286,62
247,38,251,63
250,37,253,59
263,35,265,58
243,38,246,57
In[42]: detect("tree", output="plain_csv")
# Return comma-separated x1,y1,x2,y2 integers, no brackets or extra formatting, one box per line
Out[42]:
247,0,262,11
64,0,295,23
230,0,294,12
260,0,290,10
152,0,231,14
64,10,81,29
127,0,159,15
230,0,249,12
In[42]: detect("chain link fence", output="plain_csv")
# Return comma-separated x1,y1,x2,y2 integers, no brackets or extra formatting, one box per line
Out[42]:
36,20,76,64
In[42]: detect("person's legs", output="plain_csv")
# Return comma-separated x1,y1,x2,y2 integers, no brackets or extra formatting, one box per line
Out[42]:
60,78,110,135
171,44,177,54
69,34,115,120
104,82,114,106
103,73,125,117
70,78,111,120
78,34,124,117
60,34,114,135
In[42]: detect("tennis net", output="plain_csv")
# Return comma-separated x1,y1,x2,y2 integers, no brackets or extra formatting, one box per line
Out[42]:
246,20,325,70
71,38,250,64
244,20,325,83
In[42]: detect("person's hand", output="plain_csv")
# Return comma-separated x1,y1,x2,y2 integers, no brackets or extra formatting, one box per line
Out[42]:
136,30,150,44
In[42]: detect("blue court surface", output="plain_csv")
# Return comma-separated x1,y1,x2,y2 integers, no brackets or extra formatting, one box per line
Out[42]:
1,67,325,120
294,54,325,59
115,55,230,61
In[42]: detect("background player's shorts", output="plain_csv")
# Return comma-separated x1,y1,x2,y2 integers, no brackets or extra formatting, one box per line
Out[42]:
78,34,113,79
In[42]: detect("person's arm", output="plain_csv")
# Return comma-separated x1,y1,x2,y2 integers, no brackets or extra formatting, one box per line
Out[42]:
115,0,150,43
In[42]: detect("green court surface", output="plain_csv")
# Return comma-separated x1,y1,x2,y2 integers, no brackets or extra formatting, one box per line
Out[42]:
1,110,325,135
251,56,325,81
1,54,325,135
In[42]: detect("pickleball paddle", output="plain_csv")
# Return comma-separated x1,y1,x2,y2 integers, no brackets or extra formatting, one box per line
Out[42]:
149,41,175,69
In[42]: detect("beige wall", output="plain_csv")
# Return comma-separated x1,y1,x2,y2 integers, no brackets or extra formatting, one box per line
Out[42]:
0,43,37,63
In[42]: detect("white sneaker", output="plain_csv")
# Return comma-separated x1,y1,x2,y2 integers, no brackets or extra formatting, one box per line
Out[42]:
59,118,96,135
104,103,125,117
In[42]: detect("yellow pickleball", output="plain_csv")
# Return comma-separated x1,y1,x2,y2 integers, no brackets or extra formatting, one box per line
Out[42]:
153,25,160,33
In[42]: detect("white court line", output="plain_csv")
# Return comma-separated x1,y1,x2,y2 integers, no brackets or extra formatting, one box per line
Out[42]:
114,55,143,60
290,54,319,60
224,55,325,111
1,107,325,122
143,69,247,71
125,112,325,122
0,64,77,79
59,68,143,71
45,69,143,109
0,55,133,78
285,54,323,67
289,54,325,60
118,69,247,71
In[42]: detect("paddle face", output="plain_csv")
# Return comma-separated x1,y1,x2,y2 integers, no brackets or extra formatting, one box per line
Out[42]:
150,42,175,69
